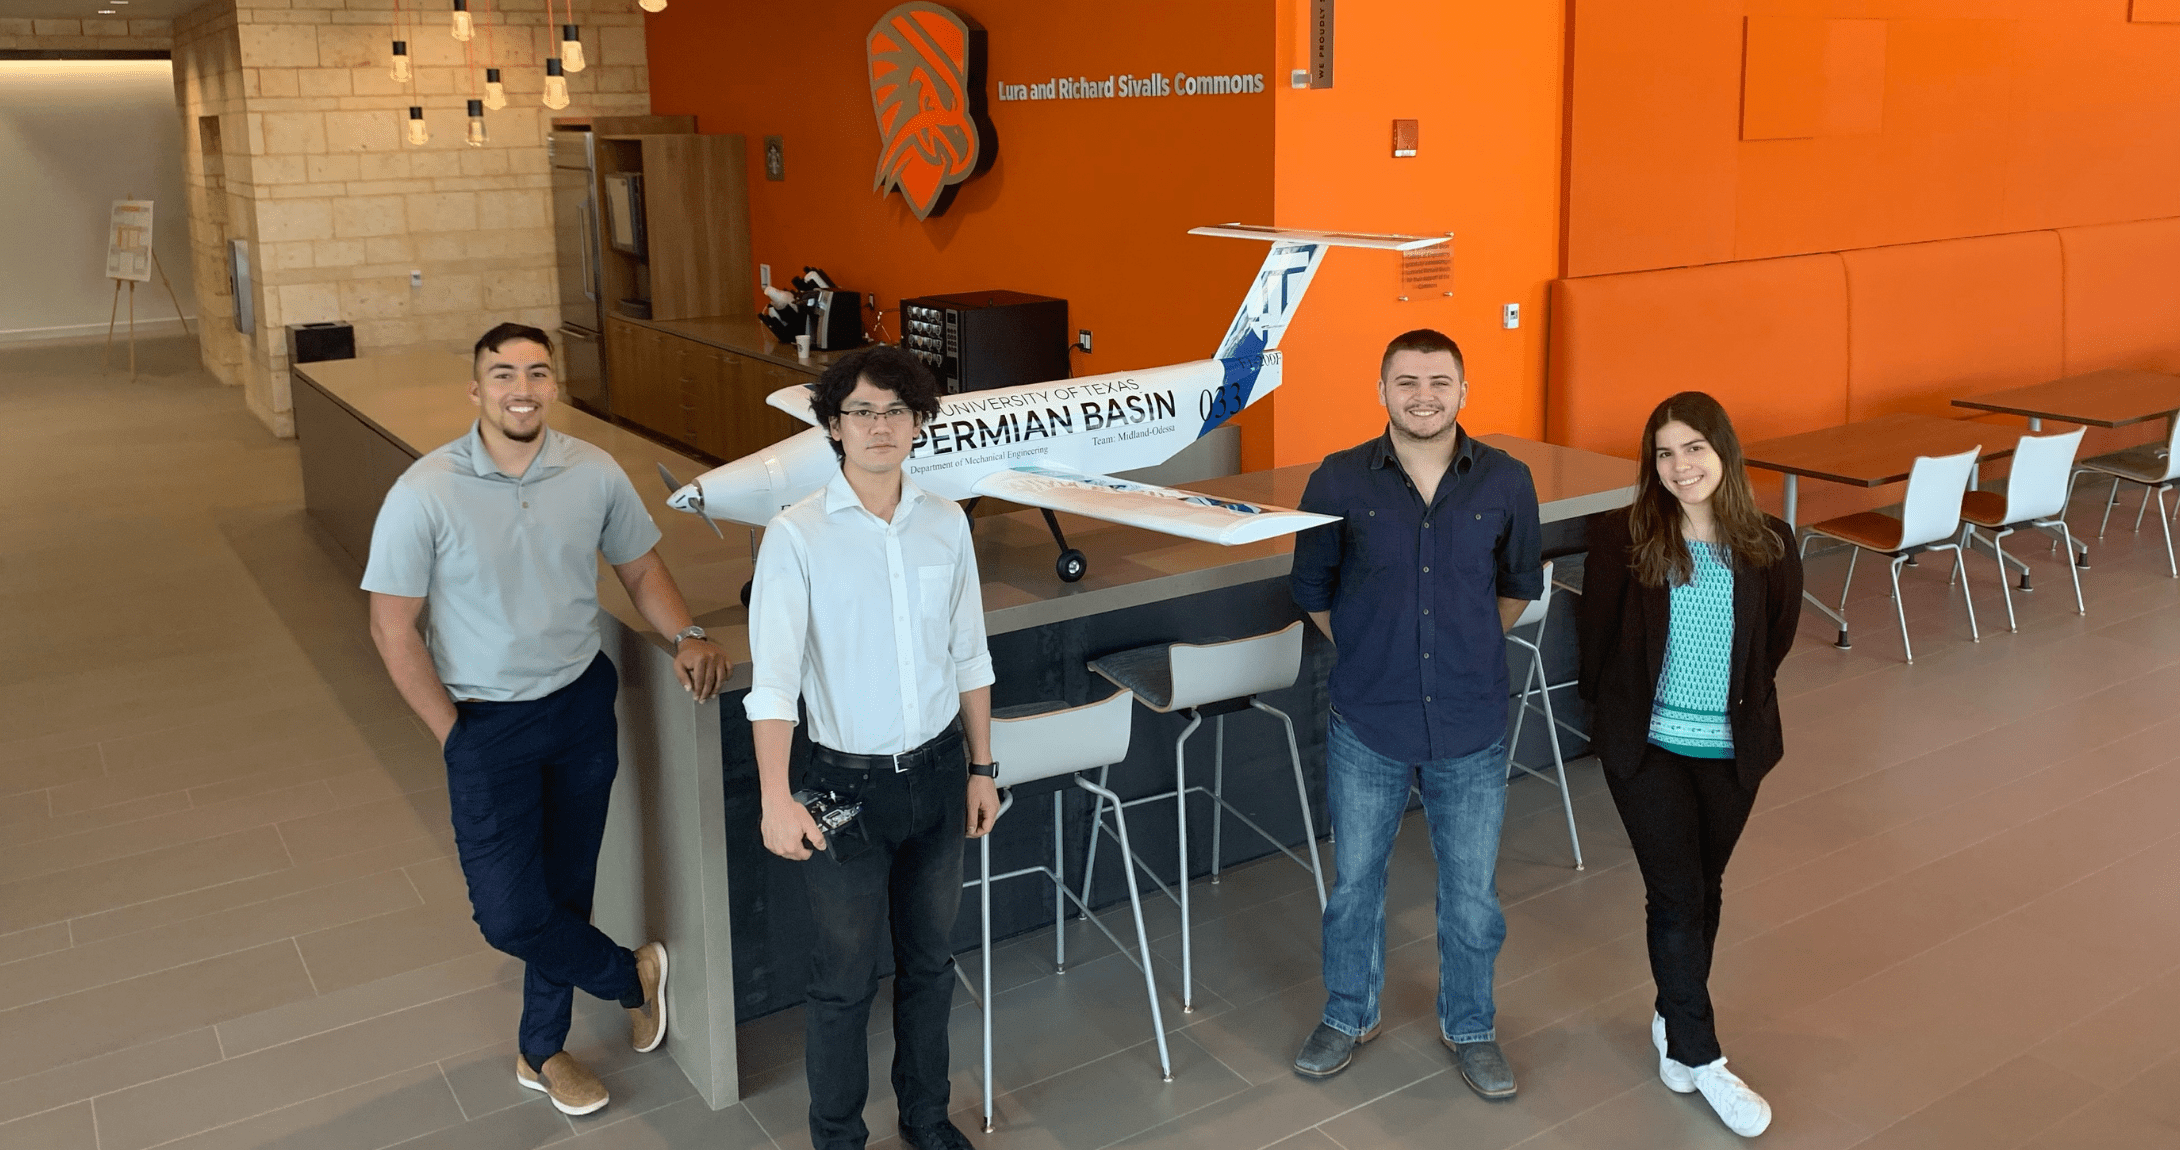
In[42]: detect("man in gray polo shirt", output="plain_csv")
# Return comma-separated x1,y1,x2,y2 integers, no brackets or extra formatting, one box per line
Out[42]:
363,322,729,1116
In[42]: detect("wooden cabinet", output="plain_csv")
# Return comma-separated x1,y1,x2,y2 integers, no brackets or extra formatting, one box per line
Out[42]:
604,316,813,462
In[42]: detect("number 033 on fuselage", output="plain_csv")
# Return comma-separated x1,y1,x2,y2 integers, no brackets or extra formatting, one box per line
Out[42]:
662,225,1450,575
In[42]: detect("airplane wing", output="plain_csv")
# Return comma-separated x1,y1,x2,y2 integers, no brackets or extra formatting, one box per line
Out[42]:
969,462,1338,546
765,383,821,427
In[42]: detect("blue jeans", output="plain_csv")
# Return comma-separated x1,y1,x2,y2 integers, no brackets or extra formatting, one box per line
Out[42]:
1320,713,1508,1044
443,653,643,1065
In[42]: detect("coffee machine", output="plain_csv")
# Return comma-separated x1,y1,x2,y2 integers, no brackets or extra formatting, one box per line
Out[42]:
758,266,866,351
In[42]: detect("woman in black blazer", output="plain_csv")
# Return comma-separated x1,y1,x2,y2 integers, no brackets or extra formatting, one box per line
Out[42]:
1577,392,1802,1138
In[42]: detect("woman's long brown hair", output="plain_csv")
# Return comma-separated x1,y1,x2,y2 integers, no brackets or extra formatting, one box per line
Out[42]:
1629,391,1785,587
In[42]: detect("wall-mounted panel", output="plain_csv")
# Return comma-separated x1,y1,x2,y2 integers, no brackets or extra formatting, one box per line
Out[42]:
2059,216,2180,376
1841,232,2063,422
1547,253,1849,460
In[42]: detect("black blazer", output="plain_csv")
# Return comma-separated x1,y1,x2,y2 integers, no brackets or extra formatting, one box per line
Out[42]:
1575,510,1804,789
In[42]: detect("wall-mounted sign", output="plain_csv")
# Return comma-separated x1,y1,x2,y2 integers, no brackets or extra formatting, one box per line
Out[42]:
1306,0,1334,89
995,70,1267,102
867,2,994,220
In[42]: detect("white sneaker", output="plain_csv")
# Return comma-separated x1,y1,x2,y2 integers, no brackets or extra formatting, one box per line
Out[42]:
1691,1058,1773,1137
1651,1013,1696,1093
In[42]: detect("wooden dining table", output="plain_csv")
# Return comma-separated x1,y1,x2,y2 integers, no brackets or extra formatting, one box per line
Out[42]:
1743,412,2018,637
1951,368,2180,434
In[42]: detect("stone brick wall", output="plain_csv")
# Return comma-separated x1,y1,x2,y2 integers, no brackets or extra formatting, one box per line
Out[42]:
0,17,174,50
172,0,650,436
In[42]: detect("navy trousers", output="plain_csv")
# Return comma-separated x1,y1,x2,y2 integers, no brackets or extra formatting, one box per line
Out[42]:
443,652,643,1064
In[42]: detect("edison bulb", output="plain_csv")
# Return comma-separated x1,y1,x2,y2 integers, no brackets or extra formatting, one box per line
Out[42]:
559,26,585,73
542,58,570,110
450,0,472,41
482,67,506,110
638,0,666,10
464,99,487,147
406,106,430,146
389,41,410,83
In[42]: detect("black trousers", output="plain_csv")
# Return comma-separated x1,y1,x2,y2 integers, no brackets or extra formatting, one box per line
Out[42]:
800,737,968,1150
443,652,643,1064
1604,743,1759,1067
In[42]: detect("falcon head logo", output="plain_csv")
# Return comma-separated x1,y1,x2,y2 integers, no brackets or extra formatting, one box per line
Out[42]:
867,3,993,220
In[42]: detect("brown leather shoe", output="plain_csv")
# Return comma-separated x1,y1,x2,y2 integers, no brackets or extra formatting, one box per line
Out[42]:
630,941,668,1053
515,1051,609,1115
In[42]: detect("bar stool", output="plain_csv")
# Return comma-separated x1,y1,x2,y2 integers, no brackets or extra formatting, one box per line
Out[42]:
958,690,1171,1134
1505,559,1584,870
1083,621,1326,1012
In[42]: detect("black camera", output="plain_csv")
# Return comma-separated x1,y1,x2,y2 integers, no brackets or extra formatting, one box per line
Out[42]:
791,788,863,836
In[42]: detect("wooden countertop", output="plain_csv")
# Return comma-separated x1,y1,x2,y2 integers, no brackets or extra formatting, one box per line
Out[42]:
294,353,1634,684
616,314,843,376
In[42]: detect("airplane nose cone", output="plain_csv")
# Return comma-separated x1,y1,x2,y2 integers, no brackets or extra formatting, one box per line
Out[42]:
668,483,703,514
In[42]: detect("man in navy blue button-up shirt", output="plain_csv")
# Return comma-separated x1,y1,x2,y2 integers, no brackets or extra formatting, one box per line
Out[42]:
1287,329,1542,1099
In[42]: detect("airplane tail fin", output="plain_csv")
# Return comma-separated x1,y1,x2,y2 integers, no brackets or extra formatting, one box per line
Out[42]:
1191,224,1449,360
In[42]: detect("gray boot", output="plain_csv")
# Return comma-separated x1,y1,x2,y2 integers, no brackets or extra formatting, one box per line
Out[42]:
1293,1022,1380,1078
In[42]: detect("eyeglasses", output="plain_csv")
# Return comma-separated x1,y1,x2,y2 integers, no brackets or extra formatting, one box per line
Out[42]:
838,406,916,425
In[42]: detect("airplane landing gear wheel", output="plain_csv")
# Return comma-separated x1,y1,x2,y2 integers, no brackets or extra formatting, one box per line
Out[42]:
1056,549,1088,583
740,579,753,607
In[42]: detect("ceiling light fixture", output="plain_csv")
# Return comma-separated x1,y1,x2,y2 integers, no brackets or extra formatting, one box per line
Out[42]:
450,0,472,41
558,24,584,72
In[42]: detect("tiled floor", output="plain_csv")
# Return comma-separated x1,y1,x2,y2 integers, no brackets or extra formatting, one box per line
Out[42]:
3,336,2178,1150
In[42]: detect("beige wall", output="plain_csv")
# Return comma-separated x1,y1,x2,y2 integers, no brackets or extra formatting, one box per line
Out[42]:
172,0,649,436
0,16,173,50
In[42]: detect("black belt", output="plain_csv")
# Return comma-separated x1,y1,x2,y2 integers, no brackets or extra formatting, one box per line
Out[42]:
812,722,964,774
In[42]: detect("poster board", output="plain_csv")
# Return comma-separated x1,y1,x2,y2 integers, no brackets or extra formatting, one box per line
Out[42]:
106,199,154,282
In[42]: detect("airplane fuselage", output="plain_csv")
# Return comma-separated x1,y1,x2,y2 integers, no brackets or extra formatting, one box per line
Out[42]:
676,350,1280,527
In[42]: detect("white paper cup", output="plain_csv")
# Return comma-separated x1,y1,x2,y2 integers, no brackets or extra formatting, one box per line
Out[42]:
794,334,813,357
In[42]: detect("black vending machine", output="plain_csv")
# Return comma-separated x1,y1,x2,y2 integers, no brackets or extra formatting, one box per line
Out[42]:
898,290,1069,394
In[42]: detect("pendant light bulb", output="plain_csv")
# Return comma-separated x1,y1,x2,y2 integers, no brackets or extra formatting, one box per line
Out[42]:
389,41,411,83
450,0,472,41
406,106,430,147
482,67,507,111
559,25,585,73
542,57,570,110
638,0,666,11
465,99,487,147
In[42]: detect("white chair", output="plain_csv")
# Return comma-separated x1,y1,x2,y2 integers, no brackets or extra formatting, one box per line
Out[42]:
1801,446,1981,663
1084,621,1326,1012
2074,415,2180,578
957,690,1171,1134
1953,428,2087,630
1505,559,1583,870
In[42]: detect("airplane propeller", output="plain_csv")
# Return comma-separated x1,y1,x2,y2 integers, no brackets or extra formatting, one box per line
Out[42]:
656,462,724,539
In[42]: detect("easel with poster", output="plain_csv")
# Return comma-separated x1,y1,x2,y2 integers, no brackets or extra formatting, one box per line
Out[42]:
102,198,191,378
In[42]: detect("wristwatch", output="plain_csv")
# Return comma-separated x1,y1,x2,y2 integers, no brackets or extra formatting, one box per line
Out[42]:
969,761,999,779
671,625,707,646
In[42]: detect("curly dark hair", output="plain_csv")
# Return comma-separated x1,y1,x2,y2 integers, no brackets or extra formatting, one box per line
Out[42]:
811,344,943,458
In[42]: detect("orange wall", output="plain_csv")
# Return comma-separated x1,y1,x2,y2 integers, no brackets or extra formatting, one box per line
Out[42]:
1567,1,2180,278
1268,0,1566,466
644,1,1275,448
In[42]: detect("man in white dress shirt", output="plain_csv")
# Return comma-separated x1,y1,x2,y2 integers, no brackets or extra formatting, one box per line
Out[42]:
745,344,1000,1150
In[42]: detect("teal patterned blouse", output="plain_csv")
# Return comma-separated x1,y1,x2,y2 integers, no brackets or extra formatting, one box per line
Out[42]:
1649,541,1736,758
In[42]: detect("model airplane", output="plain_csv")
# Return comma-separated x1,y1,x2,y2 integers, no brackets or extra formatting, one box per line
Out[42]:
660,224,1449,584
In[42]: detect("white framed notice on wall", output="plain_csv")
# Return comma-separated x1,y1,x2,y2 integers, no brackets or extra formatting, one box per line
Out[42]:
106,200,154,282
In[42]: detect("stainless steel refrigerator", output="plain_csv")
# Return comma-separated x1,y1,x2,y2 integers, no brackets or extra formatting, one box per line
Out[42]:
549,128,609,415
